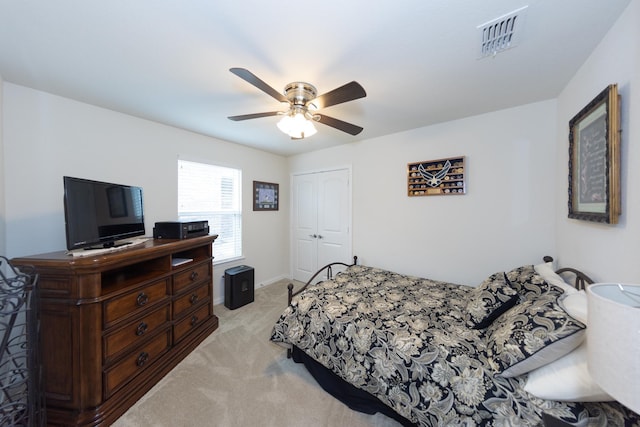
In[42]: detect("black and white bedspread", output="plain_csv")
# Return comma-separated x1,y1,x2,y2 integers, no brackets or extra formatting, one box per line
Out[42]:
270,264,639,427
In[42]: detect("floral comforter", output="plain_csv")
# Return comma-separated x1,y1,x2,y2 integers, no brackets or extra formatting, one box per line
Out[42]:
270,265,638,427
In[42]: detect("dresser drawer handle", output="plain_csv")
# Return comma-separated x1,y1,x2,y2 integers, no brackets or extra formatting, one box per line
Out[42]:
190,315,198,326
136,351,149,367
190,271,199,281
135,322,148,336
136,292,149,307
189,293,198,304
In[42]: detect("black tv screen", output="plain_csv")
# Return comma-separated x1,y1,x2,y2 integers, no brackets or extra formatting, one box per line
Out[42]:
63,176,146,250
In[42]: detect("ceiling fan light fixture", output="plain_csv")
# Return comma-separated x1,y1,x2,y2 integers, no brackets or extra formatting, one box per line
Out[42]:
229,68,366,138
277,110,317,139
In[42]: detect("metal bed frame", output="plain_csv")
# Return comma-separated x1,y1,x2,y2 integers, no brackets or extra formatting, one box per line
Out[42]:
0,256,45,426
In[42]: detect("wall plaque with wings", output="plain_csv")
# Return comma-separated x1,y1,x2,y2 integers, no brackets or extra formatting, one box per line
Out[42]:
407,156,466,197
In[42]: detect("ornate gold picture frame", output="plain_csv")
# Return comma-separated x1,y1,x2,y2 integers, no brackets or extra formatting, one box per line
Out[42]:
568,84,621,224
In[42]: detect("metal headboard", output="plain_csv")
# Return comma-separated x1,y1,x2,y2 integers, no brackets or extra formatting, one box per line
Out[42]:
543,255,594,291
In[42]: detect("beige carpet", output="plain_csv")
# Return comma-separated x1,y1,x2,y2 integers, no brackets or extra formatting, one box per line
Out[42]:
112,280,402,427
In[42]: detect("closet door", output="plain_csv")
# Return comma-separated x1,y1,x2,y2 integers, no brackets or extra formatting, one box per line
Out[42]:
292,169,351,283
316,170,350,268
292,173,318,283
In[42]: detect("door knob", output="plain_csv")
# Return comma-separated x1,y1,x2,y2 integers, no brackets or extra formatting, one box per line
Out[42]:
309,234,317,238
317,235,323,239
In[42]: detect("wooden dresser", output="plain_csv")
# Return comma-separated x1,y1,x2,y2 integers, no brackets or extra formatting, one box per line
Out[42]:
12,235,219,426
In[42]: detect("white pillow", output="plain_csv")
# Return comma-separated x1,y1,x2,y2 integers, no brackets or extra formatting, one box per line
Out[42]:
559,290,588,324
525,341,612,402
534,262,578,295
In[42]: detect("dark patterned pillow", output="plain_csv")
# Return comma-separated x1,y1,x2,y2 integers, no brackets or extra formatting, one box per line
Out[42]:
465,272,518,329
485,293,586,378
505,264,564,301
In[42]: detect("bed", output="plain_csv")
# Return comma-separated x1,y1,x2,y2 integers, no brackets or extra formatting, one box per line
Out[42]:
270,256,640,427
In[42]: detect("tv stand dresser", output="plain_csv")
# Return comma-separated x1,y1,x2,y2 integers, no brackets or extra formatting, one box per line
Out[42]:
12,235,219,426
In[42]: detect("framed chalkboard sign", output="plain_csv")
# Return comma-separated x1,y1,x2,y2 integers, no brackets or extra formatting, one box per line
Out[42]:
568,84,620,224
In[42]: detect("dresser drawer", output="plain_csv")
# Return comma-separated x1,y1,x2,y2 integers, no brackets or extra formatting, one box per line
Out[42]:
173,282,210,318
173,303,212,344
173,262,210,293
104,278,170,326
103,304,171,362
104,330,171,397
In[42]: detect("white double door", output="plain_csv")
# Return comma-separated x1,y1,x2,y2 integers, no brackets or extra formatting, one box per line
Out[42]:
292,168,351,283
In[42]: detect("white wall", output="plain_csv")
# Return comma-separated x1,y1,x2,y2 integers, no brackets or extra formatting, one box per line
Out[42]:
289,100,558,285
2,83,290,303
555,0,640,282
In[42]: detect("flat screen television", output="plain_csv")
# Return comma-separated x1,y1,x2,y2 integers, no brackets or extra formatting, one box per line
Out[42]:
63,176,146,250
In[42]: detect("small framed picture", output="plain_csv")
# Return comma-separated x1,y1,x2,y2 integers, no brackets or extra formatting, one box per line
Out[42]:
253,181,279,211
568,84,621,224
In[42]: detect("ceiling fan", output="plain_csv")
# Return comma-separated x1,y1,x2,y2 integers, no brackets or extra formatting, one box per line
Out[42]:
228,68,366,139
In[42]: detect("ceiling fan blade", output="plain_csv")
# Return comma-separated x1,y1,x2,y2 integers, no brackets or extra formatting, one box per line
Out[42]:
312,81,366,109
230,68,288,103
228,111,280,121
315,114,363,136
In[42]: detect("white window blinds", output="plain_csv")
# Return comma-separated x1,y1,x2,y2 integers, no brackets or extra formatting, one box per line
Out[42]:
178,160,242,262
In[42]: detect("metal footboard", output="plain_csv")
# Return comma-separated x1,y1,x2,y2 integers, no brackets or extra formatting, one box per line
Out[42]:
287,256,358,305
285,256,357,358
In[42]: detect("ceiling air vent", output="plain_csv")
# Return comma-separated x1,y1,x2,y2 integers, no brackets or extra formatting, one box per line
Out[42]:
477,6,528,58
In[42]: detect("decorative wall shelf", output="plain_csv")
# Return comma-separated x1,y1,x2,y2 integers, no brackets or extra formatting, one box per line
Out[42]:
407,156,466,197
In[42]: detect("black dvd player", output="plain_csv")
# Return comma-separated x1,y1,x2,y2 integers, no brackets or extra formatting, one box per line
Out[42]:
153,221,209,239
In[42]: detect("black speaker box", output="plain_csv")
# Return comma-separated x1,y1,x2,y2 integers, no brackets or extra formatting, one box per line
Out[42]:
224,265,254,310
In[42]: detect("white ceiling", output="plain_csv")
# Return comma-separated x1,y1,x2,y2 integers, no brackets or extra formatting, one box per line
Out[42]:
0,0,630,156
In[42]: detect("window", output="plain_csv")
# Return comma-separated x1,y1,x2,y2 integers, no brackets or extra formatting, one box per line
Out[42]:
178,160,242,262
